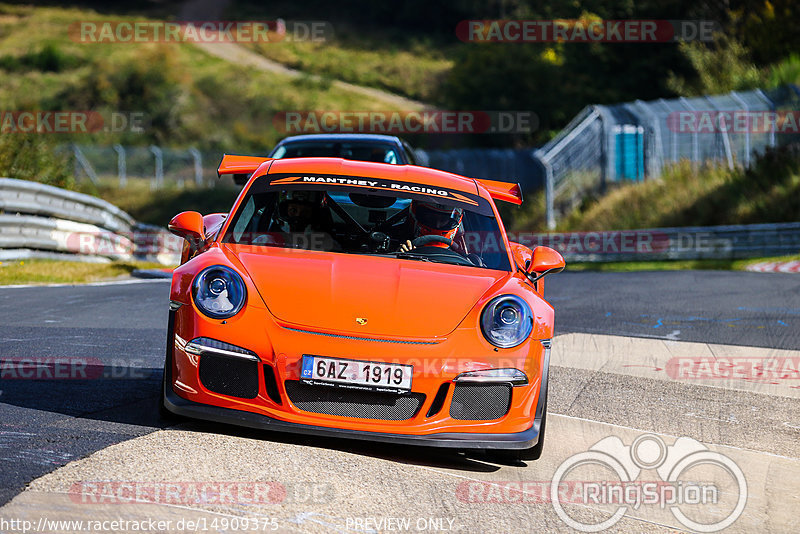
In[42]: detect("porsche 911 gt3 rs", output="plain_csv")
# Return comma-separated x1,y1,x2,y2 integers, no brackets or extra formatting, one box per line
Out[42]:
161,154,564,461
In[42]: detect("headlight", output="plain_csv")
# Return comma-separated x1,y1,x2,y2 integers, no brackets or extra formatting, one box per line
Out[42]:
192,265,247,319
480,295,533,348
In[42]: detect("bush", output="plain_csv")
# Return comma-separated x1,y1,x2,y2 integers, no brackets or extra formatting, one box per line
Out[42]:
0,134,73,189
666,35,765,96
46,46,190,146
769,54,800,87
0,42,82,73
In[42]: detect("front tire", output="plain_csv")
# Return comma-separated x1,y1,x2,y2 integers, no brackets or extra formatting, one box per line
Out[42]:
514,400,547,461
160,309,181,422
492,397,547,463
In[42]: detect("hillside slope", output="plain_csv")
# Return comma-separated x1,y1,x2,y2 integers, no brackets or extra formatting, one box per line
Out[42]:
560,144,800,231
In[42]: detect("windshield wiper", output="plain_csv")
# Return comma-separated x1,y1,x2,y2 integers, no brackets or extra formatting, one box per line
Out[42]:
395,252,432,262
395,252,476,267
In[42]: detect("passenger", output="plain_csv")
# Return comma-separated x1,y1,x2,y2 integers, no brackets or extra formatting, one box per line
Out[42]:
272,191,341,251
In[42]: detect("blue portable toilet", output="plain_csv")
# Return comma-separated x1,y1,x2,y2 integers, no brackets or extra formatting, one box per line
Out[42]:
614,125,644,181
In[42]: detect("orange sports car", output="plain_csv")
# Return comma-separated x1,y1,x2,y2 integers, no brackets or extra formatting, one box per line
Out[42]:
161,155,564,461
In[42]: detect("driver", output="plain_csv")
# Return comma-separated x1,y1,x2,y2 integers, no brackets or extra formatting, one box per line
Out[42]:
278,191,321,232
397,200,464,252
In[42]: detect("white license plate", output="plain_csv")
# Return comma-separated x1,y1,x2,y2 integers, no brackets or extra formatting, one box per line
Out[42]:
300,355,413,393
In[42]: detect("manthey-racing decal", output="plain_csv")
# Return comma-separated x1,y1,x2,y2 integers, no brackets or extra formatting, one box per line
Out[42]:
265,173,487,211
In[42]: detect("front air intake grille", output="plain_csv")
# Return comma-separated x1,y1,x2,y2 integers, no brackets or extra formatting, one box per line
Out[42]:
284,380,425,420
198,354,259,399
427,383,450,418
263,364,282,405
450,384,512,420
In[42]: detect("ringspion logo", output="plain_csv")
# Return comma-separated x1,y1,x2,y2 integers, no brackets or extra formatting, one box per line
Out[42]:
551,434,747,532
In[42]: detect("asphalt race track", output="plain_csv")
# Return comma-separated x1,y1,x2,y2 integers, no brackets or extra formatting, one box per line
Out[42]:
0,270,799,532
551,271,800,350
0,280,169,505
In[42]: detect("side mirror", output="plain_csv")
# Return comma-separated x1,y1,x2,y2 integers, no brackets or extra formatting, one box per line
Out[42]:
507,241,533,271
528,246,565,279
168,211,205,245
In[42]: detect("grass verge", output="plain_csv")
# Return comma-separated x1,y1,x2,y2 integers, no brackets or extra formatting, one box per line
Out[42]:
246,38,451,102
0,259,171,285
560,144,800,232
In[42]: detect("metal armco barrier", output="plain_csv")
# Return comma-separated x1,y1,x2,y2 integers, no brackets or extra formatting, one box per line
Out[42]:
0,178,179,264
509,222,800,262
0,215,133,261
2,178,798,265
0,178,135,233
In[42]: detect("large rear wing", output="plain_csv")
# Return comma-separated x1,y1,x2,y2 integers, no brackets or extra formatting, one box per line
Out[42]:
476,179,523,205
217,154,272,185
218,154,523,205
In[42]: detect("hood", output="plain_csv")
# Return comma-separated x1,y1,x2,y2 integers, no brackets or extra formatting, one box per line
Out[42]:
226,245,507,338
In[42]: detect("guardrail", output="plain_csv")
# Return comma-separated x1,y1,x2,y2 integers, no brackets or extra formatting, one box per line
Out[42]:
509,222,800,262
2,177,798,265
0,178,134,232
0,178,180,264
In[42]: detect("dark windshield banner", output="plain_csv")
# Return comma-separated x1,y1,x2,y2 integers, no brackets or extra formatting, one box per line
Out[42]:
252,173,493,215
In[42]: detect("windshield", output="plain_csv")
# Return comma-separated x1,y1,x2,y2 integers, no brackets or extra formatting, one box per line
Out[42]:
222,177,511,271
271,142,400,164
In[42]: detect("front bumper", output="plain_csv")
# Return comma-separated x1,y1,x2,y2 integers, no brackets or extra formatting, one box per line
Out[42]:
164,379,543,449
164,300,551,449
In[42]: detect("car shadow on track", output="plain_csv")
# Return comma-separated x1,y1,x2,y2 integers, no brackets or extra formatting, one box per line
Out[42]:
171,419,514,472
0,365,519,471
0,364,166,429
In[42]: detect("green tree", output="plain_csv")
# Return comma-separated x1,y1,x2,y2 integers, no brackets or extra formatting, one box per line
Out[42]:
666,35,765,95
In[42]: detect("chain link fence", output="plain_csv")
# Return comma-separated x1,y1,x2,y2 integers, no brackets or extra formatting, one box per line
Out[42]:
66,144,225,188
415,148,543,192
67,143,545,192
535,85,800,228
69,83,799,220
